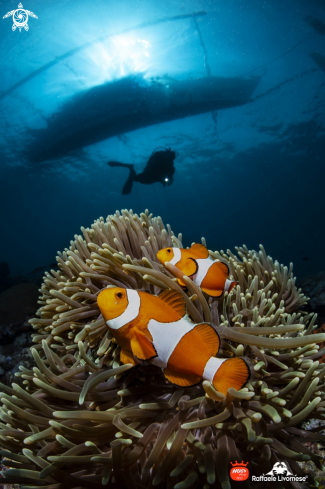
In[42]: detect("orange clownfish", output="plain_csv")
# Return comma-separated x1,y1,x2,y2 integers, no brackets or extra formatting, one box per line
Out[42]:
97,287,250,395
157,243,237,297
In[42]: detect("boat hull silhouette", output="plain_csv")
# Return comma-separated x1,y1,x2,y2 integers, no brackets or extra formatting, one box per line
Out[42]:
27,75,260,163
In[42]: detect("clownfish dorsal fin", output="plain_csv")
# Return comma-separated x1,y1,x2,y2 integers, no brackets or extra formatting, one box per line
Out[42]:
163,368,202,387
130,329,157,361
158,289,186,319
120,349,136,366
190,243,209,259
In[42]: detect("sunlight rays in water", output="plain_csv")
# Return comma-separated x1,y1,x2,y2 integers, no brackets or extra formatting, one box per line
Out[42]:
83,35,152,87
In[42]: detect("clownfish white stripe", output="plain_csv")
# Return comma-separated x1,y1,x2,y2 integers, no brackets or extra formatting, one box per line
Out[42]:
203,357,226,383
107,289,140,330
224,279,234,292
169,247,182,266
148,315,196,369
193,257,214,286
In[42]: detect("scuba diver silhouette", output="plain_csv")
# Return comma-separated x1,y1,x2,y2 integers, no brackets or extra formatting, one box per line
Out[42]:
108,147,177,195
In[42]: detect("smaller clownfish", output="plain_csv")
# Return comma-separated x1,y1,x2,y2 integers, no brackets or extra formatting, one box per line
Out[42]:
97,287,250,395
157,243,237,298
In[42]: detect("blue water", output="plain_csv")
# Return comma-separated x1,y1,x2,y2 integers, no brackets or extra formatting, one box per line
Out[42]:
0,0,324,279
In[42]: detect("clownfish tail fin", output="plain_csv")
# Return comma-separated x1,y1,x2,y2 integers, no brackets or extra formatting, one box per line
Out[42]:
212,357,251,396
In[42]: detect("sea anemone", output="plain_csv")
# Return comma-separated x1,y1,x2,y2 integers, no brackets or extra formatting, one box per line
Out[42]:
1,209,325,489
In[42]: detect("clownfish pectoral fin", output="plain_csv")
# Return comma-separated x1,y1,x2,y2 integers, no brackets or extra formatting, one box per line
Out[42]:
163,367,202,387
120,349,136,366
190,243,209,259
131,329,157,361
158,289,186,319
180,258,198,277
176,277,187,288
212,357,250,396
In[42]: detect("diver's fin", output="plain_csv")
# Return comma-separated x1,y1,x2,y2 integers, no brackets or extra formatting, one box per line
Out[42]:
120,348,136,366
131,329,157,361
107,161,136,195
122,167,136,195
158,289,186,318
163,367,201,387
212,357,250,395
190,243,209,258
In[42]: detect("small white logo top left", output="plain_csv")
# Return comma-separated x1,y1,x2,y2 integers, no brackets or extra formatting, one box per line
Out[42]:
3,3,38,32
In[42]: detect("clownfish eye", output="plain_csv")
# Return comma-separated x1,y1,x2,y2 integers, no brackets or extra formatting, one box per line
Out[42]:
167,248,171,253
116,292,123,299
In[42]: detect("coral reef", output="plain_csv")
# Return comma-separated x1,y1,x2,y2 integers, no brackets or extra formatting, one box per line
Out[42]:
300,272,325,326
305,271,325,309
0,332,34,387
0,283,38,384
0,283,39,332
0,209,325,489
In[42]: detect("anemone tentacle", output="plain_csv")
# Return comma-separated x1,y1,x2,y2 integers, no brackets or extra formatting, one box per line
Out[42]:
0,209,324,488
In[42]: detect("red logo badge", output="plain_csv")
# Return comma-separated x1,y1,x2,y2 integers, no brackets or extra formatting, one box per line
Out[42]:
230,461,249,481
